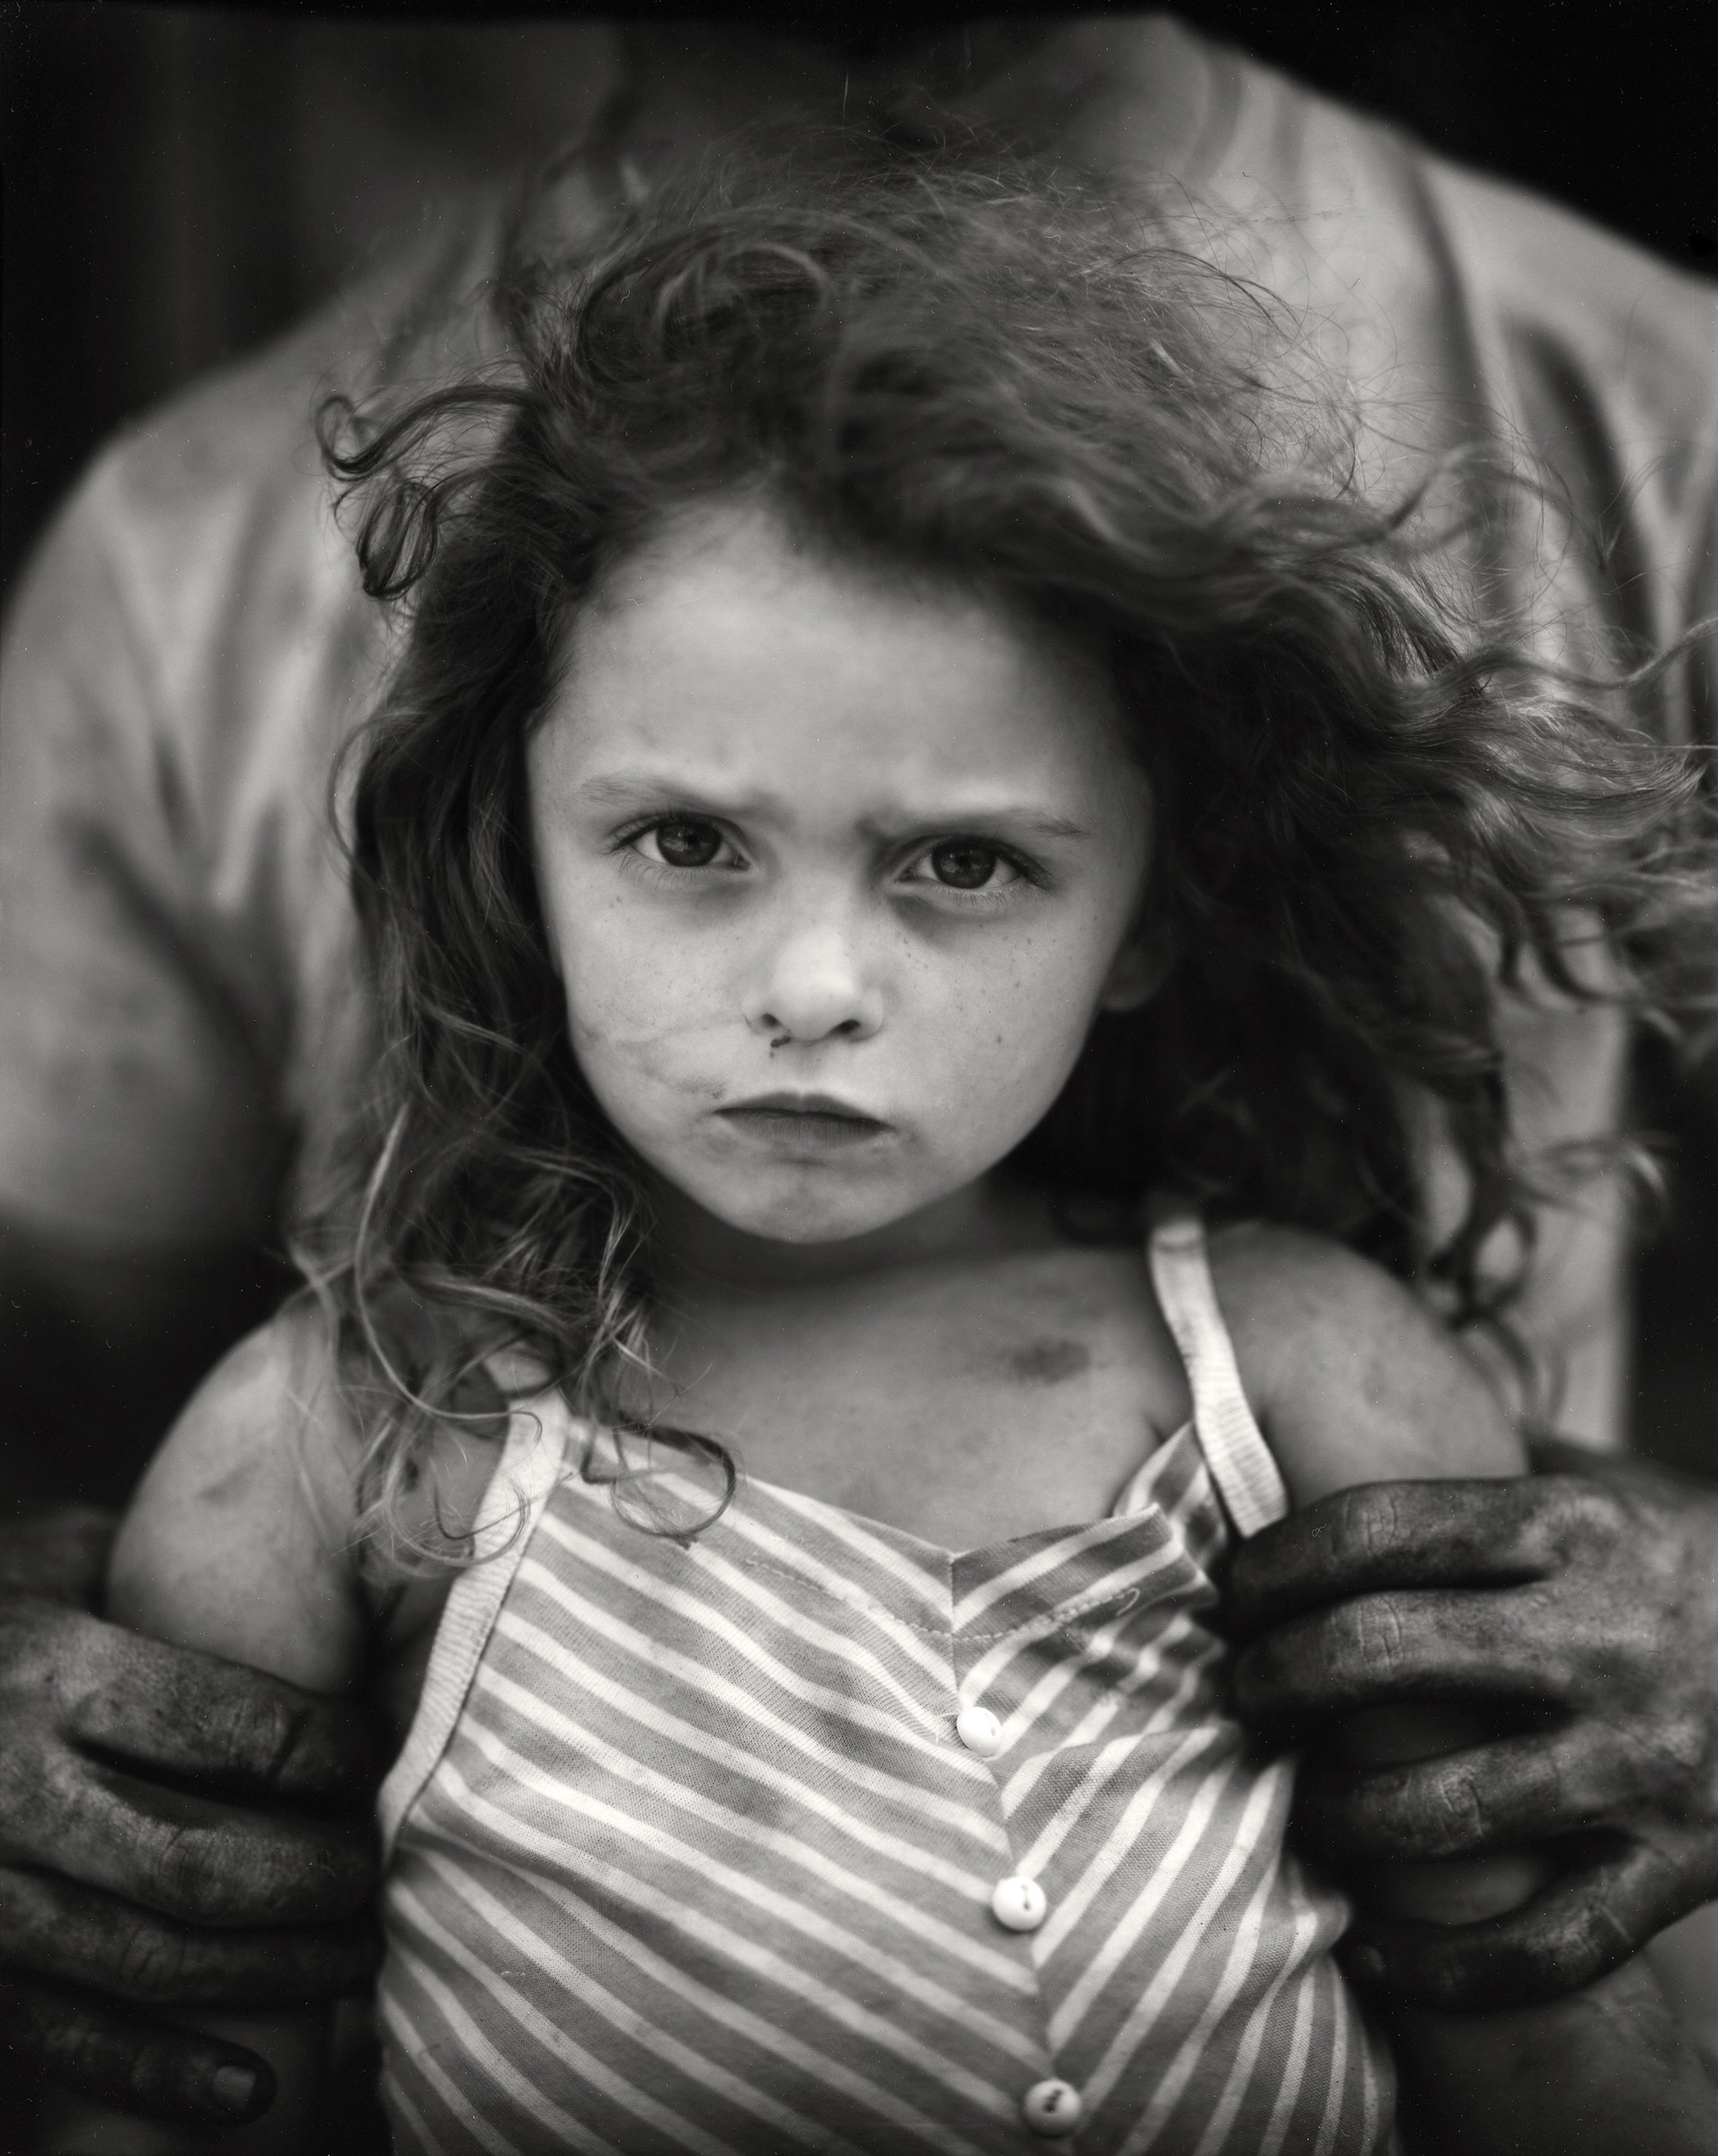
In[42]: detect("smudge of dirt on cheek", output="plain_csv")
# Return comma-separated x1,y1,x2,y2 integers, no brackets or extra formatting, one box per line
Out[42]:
1009,1339,1092,1385
568,1010,731,1101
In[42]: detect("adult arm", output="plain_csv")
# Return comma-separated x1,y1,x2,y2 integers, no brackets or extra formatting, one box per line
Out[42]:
0,427,384,2131
26,1311,376,2152
1217,1231,1718,2147
1227,1443,1718,2009
0,1503,378,2134
0,446,306,1510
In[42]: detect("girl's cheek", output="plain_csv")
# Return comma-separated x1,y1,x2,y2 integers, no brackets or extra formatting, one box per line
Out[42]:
562,950,727,1088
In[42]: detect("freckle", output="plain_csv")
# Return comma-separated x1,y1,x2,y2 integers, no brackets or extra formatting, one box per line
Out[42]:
1009,1339,1090,1385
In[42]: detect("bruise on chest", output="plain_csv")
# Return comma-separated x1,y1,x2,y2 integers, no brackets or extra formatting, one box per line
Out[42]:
1005,1338,1093,1386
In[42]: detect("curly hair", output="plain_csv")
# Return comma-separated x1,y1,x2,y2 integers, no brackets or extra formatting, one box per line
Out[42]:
302,130,1714,1565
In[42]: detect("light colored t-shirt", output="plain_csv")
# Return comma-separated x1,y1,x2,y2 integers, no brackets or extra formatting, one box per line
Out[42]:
2,14,1714,1424
0,191,508,1257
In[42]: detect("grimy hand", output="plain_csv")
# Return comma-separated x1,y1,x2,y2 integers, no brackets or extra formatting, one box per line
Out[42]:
0,1509,380,2125
1227,1445,1718,2011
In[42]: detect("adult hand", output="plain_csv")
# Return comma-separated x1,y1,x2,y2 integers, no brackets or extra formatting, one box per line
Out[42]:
0,1508,381,2126
1227,1444,1718,2010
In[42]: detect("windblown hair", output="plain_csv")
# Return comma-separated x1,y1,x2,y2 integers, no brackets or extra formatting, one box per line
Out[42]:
302,130,1714,1565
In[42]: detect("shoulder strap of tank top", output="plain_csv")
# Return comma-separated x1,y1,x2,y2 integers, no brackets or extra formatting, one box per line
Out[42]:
378,1386,572,1856
1147,1207,1289,1539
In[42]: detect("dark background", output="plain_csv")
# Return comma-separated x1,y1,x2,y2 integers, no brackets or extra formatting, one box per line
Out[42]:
4,0,1717,1472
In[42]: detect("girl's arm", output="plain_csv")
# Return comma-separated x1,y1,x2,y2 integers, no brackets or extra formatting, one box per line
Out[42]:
34,1305,371,2156
1213,1228,1718,2156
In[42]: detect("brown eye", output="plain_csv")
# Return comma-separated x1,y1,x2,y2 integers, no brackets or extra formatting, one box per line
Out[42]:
651,820,723,868
930,842,1000,889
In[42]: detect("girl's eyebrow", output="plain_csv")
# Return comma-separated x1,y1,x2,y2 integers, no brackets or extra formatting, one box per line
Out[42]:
573,772,1092,842
575,773,761,812
861,810,1094,844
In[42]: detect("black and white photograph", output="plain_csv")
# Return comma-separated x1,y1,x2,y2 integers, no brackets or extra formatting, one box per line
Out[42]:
3,4,1716,2150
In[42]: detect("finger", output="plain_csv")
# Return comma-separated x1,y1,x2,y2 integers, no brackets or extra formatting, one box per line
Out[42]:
1227,1480,1555,1639
1293,1728,1623,1864
0,1867,380,2006
1232,1586,1567,1736
68,1623,378,1804
1340,1845,1683,2010
5,1747,378,1927
0,1974,275,2125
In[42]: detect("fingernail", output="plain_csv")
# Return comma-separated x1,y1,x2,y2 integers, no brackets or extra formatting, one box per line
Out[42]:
211,2065,260,2116
1348,1944,1386,1986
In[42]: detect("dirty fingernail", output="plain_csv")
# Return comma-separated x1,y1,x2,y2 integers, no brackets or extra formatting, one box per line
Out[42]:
210,2064,260,2116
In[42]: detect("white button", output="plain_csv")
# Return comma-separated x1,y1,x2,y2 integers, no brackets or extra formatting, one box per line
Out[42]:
955,1704,1003,1757
1022,2078,1083,2137
991,1875,1048,1932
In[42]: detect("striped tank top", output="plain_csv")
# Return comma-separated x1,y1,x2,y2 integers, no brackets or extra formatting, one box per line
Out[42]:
376,1213,1397,2153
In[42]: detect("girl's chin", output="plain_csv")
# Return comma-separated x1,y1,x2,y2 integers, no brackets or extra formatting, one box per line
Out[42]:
699,1195,921,1247
660,1165,953,1251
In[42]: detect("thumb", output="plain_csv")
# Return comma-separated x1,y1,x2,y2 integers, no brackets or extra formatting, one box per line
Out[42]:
1,1975,275,2125
1340,1850,1665,2010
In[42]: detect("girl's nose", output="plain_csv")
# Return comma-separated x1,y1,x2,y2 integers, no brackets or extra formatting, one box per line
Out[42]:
742,918,883,1047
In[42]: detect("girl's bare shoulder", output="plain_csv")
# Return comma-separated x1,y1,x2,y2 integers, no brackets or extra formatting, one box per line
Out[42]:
107,1298,372,1694
109,1298,512,1705
1204,1223,1527,1507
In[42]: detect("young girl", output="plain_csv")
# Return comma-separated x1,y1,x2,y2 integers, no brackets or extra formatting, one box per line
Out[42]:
55,141,1718,2152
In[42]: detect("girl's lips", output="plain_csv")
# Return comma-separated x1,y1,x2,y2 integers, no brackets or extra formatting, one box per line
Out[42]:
716,1096,891,1148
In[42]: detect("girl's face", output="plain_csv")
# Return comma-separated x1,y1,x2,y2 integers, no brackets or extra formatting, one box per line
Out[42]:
527,499,1155,1258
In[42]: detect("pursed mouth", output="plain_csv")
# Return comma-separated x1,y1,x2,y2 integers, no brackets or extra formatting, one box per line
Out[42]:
715,1095,891,1145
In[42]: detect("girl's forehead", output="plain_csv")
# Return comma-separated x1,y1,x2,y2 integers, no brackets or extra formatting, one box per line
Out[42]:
548,498,1132,801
